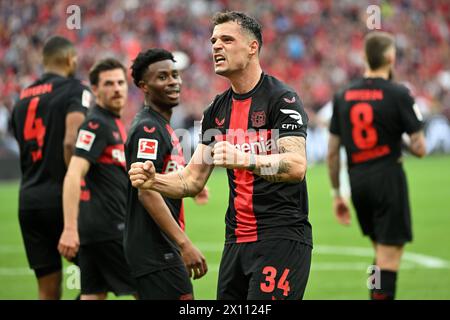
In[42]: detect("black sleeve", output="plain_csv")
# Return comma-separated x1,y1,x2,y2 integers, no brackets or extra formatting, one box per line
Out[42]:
67,81,91,114
128,121,168,173
329,93,341,135
74,119,108,163
271,91,308,139
200,100,217,146
398,88,423,134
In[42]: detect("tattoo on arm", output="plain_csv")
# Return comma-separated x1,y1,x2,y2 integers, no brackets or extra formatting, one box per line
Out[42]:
257,136,306,182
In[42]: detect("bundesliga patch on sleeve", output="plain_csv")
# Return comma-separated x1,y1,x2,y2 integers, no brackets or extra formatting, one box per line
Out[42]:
82,89,91,108
137,138,158,160
76,129,96,151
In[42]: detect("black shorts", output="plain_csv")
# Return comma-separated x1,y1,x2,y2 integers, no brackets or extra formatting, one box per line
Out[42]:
79,239,137,296
350,164,412,245
217,239,312,300
135,266,193,300
19,208,64,276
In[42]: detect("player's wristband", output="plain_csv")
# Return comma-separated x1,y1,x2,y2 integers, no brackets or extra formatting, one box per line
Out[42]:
331,188,341,198
248,153,256,171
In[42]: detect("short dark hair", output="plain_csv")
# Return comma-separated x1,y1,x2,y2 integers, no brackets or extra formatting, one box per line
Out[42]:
212,11,263,53
89,58,126,85
42,36,75,65
364,31,395,70
130,49,175,87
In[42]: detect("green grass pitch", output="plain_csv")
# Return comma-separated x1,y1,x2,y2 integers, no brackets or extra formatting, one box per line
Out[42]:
0,155,449,299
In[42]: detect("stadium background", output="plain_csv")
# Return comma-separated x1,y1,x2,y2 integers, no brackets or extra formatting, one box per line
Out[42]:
0,0,449,299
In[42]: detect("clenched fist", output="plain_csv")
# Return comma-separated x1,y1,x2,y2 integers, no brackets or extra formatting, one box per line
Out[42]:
128,161,156,189
212,141,248,170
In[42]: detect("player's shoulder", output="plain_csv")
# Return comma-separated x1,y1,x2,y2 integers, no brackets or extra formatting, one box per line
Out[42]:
383,80,412,98
262,74,303,111
206,89,232,113
263,74,292,96
129,108,166,137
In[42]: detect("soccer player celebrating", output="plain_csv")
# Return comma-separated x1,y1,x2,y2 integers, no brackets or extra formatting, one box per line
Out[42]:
57,58,137,300
11,36,90,300
125,49,208,300
327,31,426,300
129,12,312,300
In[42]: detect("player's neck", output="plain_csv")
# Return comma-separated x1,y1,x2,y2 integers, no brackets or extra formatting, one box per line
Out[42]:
229,63,263,95
96,102,121,117
145,99,172,122
364,68,390,80
43,66,69,78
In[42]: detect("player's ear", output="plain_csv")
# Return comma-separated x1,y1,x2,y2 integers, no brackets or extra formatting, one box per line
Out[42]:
138,80,148,93
249,39,258,56
91,84,99,96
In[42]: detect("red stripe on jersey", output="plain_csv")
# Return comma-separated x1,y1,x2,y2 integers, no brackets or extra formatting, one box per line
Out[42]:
98,144,126,168
179,200,185,231
165,124,186,230
165,124,184,160
115,119,127,142
229,98,257,243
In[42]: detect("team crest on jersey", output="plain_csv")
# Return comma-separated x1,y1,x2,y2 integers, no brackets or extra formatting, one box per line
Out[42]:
76,130,96,151
137,138,158,160
251,111,266,128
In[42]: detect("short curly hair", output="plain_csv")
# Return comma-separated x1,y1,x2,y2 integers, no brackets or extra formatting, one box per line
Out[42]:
130,48,175,87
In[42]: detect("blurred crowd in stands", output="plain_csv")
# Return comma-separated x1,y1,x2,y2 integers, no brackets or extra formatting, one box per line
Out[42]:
1,0,450,163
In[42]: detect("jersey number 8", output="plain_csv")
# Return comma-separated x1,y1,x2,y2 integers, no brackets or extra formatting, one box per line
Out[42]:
350,102,378,150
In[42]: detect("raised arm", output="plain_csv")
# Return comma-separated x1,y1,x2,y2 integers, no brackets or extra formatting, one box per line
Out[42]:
129,143,214,198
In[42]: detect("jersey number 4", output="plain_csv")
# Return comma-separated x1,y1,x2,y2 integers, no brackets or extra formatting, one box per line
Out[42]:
24,97,46,162
350,102,378,149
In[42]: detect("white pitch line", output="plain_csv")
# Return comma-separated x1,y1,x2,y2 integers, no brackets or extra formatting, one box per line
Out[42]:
195,243,450,269
1,244,449,276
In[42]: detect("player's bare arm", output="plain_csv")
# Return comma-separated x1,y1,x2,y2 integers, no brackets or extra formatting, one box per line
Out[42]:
211,136,307,183
129,144,214,198
407,130,426,158
63,111,86,166
327,134,341,191
58,156,90,260
137,189,208,279
326,133,351,225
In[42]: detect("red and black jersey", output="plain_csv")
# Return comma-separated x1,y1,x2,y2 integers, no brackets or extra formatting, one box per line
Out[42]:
11,73,91,210
74,105,128,245
200,73,312,247
330,77,423,173
124,106,186,277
